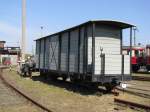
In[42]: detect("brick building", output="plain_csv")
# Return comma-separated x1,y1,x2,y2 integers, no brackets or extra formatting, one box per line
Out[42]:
0,41,21,65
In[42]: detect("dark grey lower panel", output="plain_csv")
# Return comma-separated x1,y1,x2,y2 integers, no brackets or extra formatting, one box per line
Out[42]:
92,75,132,84
146,64,150,70
36,68,132,84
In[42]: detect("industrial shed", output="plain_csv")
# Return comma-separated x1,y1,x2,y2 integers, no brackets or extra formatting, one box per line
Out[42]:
0,41,20,65
35,20,134,85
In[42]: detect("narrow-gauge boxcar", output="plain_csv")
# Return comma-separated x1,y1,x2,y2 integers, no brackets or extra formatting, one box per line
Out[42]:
35,20,134,90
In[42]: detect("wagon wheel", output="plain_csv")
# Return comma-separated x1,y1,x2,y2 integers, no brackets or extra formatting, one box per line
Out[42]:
23,72,27,77
50,75,58,81
104,83,113,92
132,65,140,73
70,75,78,83
62,76,67,81
70,75,75,82
70,75,80,83
40,71,45,77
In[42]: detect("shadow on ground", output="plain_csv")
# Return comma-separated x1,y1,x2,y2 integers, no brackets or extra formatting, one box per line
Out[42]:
31,75,107,96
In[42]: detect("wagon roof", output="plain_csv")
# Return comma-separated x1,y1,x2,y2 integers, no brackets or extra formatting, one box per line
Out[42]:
35,20,134,41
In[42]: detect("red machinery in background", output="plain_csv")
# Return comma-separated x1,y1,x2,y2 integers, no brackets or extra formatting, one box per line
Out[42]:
146,45,150,71
123,46,145,72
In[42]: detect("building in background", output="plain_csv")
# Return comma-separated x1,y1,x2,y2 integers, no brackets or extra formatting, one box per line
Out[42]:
0,41,6,48
0,41,21,65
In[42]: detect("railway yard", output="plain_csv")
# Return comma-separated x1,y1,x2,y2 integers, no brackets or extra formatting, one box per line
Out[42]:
0,71,42,112
0,67,149,112
0,0,150,112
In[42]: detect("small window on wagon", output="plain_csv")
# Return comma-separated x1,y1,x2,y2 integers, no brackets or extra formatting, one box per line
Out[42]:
135,50,139,57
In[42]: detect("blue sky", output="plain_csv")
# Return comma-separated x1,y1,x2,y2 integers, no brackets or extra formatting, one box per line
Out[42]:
0,0,150,53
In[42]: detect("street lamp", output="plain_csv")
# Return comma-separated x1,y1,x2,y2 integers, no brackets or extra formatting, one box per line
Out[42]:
41,26,43,38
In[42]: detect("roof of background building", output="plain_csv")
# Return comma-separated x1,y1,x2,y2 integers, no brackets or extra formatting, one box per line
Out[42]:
0,41,6,43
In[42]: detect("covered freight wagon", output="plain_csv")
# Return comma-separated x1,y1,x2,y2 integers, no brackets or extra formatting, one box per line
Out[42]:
35,20,134,90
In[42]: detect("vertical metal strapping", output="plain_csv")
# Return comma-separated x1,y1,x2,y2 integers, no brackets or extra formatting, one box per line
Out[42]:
120,30,123,55
101,54,105,75
78,28,81,73
85,26,88,74
48,36,52,69
39,40,41,70
122,55,124,75
120,30,124,80
58,34,61,71
130,27,133,76
83,27,85,74
43,38,46,69
103,54,105,75
67,32,70,73
83,25,88,74
92,23,95,76
35,41,38,67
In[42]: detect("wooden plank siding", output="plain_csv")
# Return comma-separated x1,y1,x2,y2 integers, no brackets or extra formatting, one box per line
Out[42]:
45,37,50,69
35,40,40,69
40,39,44,69
79,27,84,73
92,25,121,75
69,29,79,72
49,35,59,70
60,32,68,71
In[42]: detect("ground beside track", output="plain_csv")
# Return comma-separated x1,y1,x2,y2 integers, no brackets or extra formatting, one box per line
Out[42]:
2,69,150,112
0,74,42,112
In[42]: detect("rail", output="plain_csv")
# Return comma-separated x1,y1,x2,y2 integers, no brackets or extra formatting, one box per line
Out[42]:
114,98,150,111
0,68,52,112
132,76,150,81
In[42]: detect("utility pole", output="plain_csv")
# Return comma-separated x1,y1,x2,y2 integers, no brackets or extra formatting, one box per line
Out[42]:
21,0,26,60
32,45,34,56
133,27,137,46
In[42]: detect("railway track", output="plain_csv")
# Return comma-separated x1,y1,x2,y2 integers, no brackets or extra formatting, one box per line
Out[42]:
0,68,52,112
114,98,150,111
132,76,150,81
116,88,150,102
0,68,118,112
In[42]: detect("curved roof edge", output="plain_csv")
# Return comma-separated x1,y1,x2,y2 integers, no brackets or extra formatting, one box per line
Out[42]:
35,20,135,41
90,20,135,28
